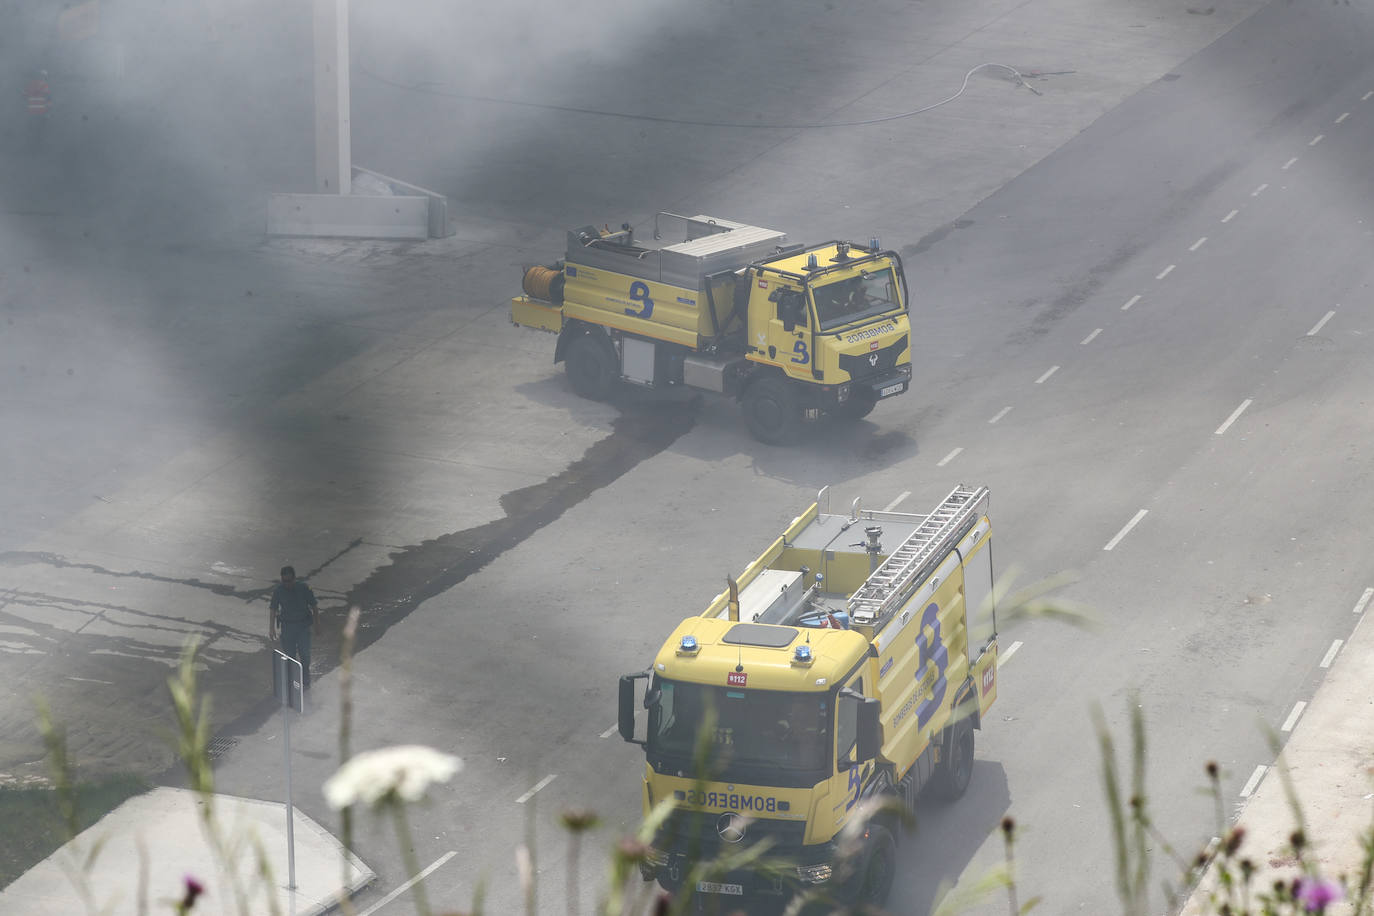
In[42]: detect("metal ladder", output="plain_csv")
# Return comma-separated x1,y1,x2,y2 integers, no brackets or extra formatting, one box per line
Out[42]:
847,484,988,625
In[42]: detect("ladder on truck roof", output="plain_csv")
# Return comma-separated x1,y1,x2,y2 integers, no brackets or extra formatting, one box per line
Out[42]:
847,484,989,626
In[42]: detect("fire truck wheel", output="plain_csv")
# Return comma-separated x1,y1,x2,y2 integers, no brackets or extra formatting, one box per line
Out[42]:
852,825,896,906
931,718,975,801
833,389,877,420
743,377,802,444
565,333,617,400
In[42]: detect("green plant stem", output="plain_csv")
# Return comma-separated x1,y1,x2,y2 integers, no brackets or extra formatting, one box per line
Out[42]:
390,802,431,916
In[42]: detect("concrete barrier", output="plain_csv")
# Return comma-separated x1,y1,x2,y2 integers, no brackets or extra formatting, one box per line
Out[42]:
267,166,451,239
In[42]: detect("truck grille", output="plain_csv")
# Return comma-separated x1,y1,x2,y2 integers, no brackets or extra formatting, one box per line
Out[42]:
657,808,808,859
838,333,908,381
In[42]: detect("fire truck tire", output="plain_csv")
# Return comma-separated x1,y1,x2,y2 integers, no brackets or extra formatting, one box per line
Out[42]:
850,825,896,906
833,389,877,420
931,717,975,801
743,377,802,444
565,333,618,401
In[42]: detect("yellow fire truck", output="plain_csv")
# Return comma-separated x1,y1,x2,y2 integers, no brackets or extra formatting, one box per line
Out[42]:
618,485,998,907
511,212,912,443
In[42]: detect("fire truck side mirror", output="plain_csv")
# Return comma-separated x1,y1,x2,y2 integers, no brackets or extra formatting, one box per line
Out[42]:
777,291,803,332
855,697,881,762
619,672,650,745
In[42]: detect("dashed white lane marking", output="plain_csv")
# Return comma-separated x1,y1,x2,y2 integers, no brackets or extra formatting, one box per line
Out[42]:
1282,157,1299,170
1320,639,1344,669
1035,365,1059,384
1104,509,1148,551
988,406,1013,424
1080,328,1102,345
1156,264,1175,280
1222,209,1239,223
883,491,911,512
998,640,1023,666
357,851,458,916
937,447,963,467
1309,134,1324,146
1307,310,1335,336
1215,399,1253,436
66,676,116,685
600,723,619,738
1240,765,1268,798
1363,91,1373,101
1121,294,1141,311
1335,112,1350,124
1252,183,1269,197
516,774,557,804
1189,237,1207,252
1281,701,1307,733
1354,587,1374,615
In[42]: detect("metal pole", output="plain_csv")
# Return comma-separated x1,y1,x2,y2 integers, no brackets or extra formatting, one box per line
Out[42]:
276,651,303,891
284,696,296,890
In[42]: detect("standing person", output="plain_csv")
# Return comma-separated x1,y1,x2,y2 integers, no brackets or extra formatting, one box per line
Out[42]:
269,565,320,691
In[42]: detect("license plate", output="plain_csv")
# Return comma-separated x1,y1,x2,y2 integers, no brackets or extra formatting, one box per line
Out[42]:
697,882,744,895
879,382,905,397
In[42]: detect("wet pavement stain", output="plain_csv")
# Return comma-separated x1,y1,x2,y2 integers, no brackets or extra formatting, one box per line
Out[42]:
2,400,698,775
336,400,698,656
0,552,251,598
902,219,974,259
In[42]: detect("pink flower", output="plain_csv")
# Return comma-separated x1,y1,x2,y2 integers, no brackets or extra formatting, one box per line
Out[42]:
180,874,205,910
1295,876,1344,912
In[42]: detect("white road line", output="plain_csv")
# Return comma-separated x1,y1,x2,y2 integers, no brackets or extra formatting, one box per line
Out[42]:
1307,310,1335,336
1121,294,1141,311
1309,134,1324,146
1282,157,1299,170
883,491,911,511
1221,209,1239,223
988,406,1013,424
937,448,963,467
1320,640,1344,669
1240,765,1268,798
600,723,619,738
357,851,458,916
1215,399,1253,435
1252,183,1269,197
1336,112,1350,124
1281,701,1307,733
998,640,1023,666
1189,237,1207,252
66,676,116,685
1104,509,1148,551
516,774,557,804
1035,365,1059,384
1156,264,1175,280
1081,328,1102,345
1354,587,1374,615
1364,91,1373,101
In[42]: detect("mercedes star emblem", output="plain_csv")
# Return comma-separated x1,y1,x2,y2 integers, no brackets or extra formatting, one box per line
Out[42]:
717,812,747,844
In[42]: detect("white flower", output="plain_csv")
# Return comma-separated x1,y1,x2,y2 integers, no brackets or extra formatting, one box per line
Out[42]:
323,745,462,809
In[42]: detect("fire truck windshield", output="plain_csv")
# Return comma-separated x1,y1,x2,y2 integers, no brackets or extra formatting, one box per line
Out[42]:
811,267,902,331
646,678,831,774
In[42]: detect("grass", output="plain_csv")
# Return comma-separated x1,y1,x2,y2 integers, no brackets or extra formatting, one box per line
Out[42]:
0,774,147,890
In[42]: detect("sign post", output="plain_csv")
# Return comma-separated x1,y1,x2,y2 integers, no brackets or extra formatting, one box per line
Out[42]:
273,650,305,891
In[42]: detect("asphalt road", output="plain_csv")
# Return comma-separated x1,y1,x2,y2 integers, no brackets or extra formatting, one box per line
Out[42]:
5,0,1374,914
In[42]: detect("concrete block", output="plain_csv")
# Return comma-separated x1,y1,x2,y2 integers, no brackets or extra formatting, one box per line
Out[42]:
353,165,453,238
267,192,430,239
